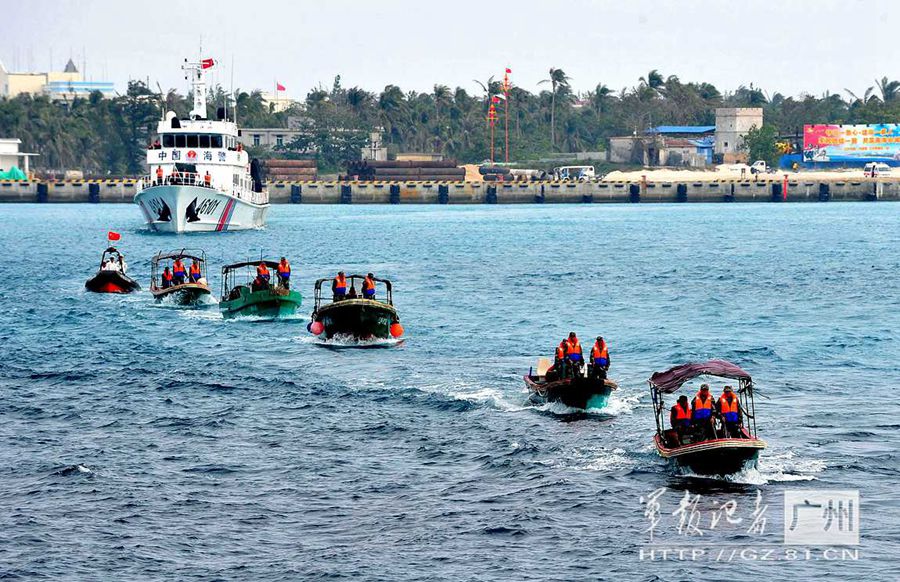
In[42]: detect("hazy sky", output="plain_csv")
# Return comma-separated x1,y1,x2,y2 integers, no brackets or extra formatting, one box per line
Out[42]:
3,0,898,100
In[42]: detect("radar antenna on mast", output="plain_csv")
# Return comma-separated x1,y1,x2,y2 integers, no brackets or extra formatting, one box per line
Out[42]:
182,57,209,120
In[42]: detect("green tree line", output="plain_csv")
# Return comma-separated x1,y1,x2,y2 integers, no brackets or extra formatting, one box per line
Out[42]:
1,70,899,175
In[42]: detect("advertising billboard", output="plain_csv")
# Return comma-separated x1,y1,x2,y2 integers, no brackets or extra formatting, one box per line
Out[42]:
803,124,900,162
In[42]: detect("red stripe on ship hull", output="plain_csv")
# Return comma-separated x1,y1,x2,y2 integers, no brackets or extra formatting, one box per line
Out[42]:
216,199,235,231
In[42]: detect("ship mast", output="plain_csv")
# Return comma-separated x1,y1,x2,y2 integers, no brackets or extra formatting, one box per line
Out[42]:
182,58,207,120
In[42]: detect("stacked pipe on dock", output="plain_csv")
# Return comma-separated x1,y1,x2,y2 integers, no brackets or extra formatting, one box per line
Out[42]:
480,166,547,182
264,159,317,181
347,160,466,181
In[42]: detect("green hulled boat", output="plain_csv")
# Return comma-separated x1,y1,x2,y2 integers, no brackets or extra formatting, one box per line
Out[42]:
220,259,302,319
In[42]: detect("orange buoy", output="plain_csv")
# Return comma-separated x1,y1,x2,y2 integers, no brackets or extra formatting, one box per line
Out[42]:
390,322,404,338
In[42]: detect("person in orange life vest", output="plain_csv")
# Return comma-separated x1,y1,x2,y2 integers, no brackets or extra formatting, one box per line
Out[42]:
256,262,271,286
544,339,567,380
590,336,610,380
332,271,347,300
276,257,291,289
554,341,566,365
564,332,583,377
172,258,186,285
718,385,741,438
204,171,212,187
362,273,376,299
161,266,174,289
692,384,716,440
189,260,202,283
156,166,163,185
670,394,692,445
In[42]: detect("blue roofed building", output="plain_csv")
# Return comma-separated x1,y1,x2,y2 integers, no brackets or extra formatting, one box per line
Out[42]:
645,125,716,136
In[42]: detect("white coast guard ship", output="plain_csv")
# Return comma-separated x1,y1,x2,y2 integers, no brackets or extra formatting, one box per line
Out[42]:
134,58,268,232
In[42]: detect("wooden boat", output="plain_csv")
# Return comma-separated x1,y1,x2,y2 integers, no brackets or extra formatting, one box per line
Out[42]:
149,249,211,305
85,247,140,294
649,360,766,476
309,275,402,341
524,357,617,409
219,260,302,319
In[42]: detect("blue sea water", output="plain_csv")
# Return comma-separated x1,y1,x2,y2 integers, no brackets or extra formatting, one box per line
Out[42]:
0,202,897,580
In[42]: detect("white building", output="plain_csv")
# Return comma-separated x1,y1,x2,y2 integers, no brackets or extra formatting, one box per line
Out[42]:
260,92,296,113
0,138,38,175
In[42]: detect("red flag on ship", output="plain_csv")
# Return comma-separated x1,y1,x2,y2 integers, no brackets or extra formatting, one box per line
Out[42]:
201,58,215,69
505,68,512,74
276,82,286,91
107,231,121,241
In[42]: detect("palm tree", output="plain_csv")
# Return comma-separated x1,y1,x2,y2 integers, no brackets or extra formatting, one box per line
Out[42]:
378,85,406,144
589,83,613,113
539,68,570,147
844,87,877,107
347,87,374,118
432,84,451,124
639,69,664,91
875,77,899,103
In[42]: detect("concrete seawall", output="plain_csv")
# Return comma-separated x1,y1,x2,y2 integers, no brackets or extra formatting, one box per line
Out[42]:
1,178,898,203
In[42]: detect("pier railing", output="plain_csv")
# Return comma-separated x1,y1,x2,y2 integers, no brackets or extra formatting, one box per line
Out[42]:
137,173,269,206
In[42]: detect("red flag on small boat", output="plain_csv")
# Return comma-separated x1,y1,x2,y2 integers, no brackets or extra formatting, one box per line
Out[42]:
201,58,216,69
276,82,286,91
107,231,121,241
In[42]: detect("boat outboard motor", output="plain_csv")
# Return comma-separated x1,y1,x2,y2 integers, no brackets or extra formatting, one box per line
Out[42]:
250,159,264,193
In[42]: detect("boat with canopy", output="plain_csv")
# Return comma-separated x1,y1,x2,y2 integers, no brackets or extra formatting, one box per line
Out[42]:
150,249,212,305
219,259,302,319
649,359,766,475
308,275,403,341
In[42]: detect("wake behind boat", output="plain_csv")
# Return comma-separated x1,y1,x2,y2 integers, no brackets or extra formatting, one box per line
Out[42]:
134,56,268,232
649,360,766,476
150,249,212,305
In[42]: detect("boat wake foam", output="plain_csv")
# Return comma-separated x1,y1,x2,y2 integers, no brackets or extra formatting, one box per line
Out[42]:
310,335,403,349
446,385,527,412
528,393,639,417
222,313,308,323
52,464,94,477
672,451,825,485
531,445,634,473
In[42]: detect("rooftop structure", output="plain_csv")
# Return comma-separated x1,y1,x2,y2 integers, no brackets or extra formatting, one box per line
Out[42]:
0,58,114,100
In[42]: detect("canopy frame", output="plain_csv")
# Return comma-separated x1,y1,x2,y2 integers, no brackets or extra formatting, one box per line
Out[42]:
151,248,207,290
648,360,759,441
313,274,394,311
